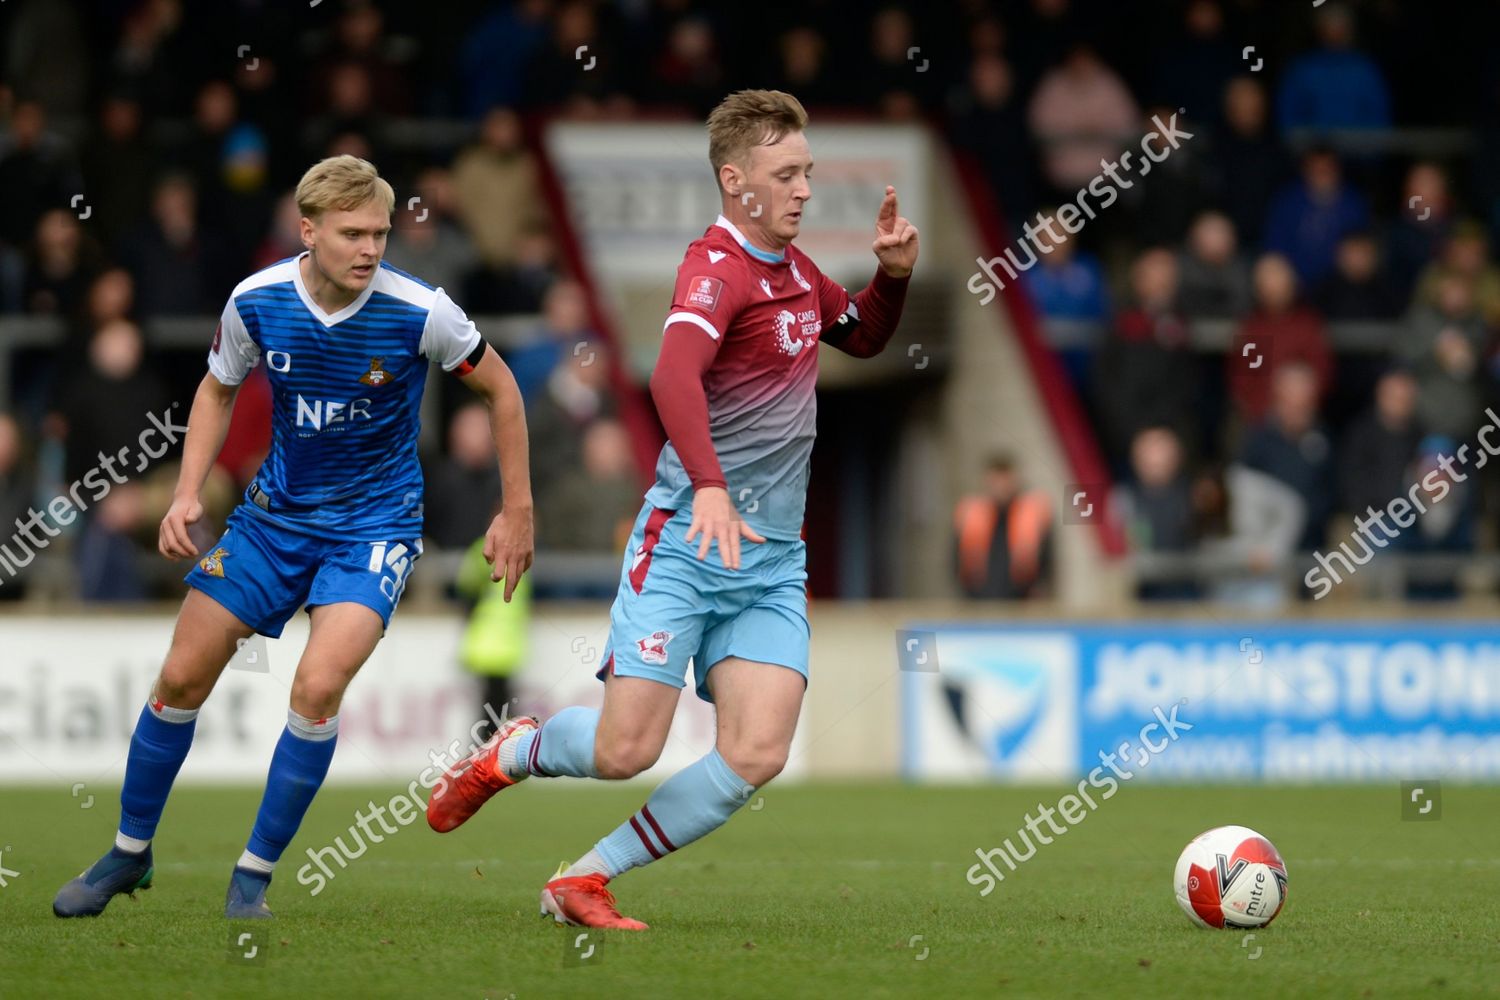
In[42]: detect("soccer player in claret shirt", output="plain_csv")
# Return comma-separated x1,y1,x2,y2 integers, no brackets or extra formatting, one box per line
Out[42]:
52,156,534,919
426,90,919,929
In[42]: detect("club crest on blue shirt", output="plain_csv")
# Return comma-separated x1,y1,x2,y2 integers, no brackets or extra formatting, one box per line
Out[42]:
199,547,230,578
358,357,396,386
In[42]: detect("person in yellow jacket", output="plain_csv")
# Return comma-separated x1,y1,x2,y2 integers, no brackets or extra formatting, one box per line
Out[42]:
456,532,532,739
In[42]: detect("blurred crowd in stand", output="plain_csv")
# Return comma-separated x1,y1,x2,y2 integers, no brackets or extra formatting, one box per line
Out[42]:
0,0,1491,602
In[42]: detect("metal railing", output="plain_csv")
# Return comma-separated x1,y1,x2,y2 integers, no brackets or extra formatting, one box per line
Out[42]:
1131,550,1500,601
1040,318,1405,354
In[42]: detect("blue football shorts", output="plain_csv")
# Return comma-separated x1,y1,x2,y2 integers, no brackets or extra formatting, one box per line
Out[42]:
596,504,810,703
184,504,421,637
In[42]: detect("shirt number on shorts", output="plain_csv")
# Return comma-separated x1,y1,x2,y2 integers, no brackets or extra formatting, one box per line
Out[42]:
368,541,416,605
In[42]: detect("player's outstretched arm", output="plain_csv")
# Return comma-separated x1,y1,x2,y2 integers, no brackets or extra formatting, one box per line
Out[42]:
457,343,535,601
159,373,239,560
821,185,918,359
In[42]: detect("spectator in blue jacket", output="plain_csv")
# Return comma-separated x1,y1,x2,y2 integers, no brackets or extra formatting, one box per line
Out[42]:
1264,147,1369,286
1275,4,1392,133
1023,223,1109,323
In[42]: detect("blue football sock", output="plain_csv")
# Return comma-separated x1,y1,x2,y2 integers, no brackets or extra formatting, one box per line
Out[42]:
243,711,339,869
511,706,600,778
117,698,200,842
593,748,755,877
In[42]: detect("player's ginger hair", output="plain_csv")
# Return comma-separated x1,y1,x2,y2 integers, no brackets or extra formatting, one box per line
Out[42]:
706,89,809,188
294,154,396,219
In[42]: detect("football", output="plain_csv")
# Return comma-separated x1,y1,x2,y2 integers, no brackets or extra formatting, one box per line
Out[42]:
1174,825,1289,929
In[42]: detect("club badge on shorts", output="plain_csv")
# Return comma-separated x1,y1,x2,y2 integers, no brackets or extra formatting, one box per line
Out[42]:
199,547,230,578
636,630,674,665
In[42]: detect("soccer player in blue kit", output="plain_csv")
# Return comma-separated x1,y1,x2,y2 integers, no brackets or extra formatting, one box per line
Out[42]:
426,90,919,929
53,155,534,918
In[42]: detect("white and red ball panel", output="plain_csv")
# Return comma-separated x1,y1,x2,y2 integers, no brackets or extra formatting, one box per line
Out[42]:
1174,825,1288,929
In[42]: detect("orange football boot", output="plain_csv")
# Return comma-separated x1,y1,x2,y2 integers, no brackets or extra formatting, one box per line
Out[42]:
425,715,539,833
540,865,649,931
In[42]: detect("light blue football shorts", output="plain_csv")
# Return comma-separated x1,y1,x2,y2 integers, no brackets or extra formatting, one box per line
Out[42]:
595,504,809,703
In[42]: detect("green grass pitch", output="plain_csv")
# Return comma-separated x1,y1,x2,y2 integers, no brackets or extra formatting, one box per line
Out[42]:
1,782,1496,998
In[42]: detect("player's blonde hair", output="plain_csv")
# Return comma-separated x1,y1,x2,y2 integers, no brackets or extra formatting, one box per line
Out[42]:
294,155,395,219
706,89,809,186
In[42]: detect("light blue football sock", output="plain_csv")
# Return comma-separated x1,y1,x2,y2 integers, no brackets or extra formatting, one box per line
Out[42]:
510,706,600,779
592,748,755,877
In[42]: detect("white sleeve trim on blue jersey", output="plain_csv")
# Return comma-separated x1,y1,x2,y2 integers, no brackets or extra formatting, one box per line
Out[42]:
663,311,721,341
207,298,259,385
421,288,484,371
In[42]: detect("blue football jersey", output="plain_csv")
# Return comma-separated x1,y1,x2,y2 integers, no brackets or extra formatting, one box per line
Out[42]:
208,253,482,540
